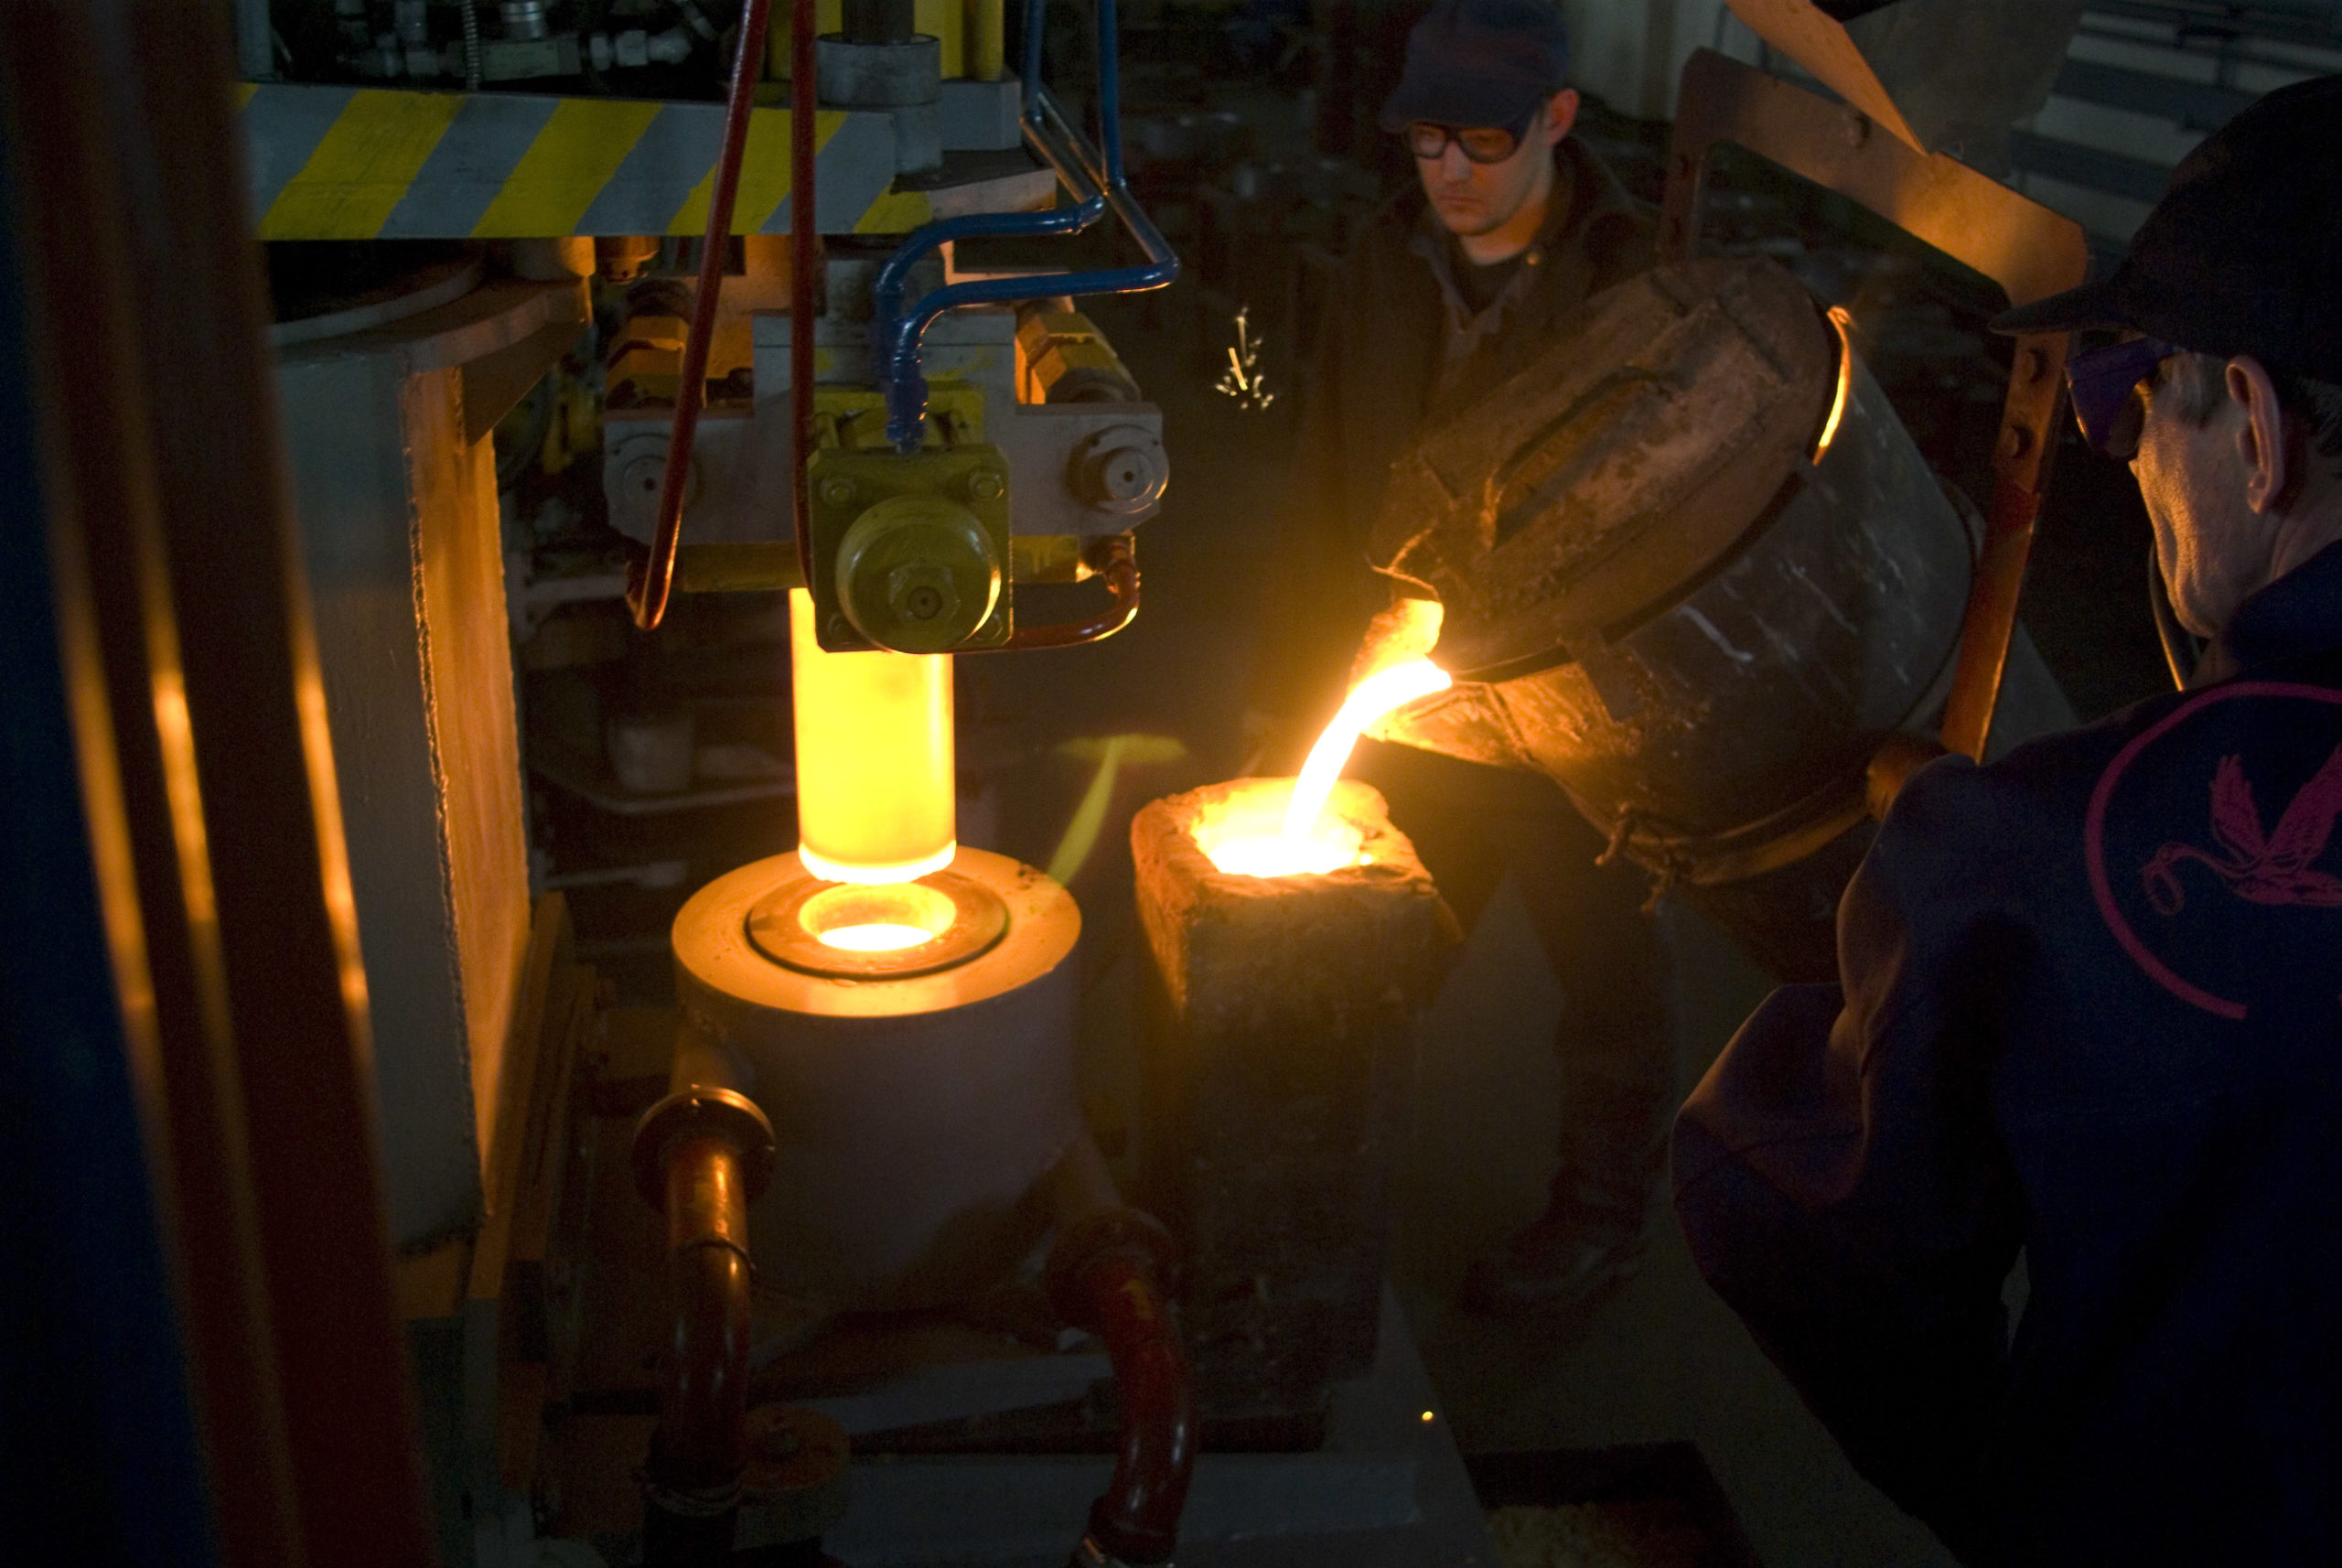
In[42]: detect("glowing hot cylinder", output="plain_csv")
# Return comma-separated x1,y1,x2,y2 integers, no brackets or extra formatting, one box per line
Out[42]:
789,587,956,888
1202,659,1452,877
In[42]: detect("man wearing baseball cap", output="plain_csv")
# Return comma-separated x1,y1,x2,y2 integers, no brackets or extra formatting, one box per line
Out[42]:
1254,0,1675,1318
1673,77,2342,1563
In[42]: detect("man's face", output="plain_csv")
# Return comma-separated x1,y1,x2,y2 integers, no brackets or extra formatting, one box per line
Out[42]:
1415,90,1576,239
2133,356,2267,638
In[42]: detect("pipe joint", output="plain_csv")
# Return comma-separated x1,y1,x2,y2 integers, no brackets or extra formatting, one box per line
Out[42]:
631,1085,776,1210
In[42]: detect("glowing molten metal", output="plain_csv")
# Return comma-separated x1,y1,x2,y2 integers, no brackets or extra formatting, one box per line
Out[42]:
1200,660,1453,877
818,924,934,952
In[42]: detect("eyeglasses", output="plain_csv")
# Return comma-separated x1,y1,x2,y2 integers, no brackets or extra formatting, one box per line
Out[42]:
1404,113,1535,165
2065,334,2181,460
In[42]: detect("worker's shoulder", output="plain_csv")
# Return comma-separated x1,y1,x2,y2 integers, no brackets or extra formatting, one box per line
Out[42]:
1559,137,1658,281
1338,186,1436,275
1881,655,2342,899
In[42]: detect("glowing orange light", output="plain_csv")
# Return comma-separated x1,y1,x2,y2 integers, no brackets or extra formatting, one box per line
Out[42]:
789,588,955,885
1199,659,1452,877
1813,305,1854,464
816,923,936,952
795,879,954,954
1421,1410,1435,1423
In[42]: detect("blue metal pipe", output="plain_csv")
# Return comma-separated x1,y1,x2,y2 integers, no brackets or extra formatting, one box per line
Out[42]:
875,0,1179,450
867,0,1090,330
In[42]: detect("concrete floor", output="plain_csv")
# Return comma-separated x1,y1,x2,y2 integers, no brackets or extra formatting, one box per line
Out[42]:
958,242,2168,1562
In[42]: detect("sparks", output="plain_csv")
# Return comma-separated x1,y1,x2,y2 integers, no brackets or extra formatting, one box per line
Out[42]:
1214,306,1276,412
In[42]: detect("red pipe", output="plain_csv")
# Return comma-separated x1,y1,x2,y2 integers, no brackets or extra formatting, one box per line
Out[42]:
993,534,1142,652
627,0,777,630
1047,1187,1195,1566
1079,1253,1195,1563
790,0,820,597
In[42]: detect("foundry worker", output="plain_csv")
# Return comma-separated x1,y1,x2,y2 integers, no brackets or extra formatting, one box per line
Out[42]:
1672,77,2342,1563
1254,0,1673,1315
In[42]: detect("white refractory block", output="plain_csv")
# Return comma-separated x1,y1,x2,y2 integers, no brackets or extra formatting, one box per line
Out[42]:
940,76,1025,151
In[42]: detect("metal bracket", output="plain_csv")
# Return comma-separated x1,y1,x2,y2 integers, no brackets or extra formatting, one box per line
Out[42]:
1659,48,2090,762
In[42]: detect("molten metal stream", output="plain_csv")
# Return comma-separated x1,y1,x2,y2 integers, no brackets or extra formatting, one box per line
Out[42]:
1205,660,1451,876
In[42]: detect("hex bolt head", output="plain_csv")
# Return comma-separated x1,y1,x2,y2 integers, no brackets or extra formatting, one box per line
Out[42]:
886,562,960,627
966,470,1005,502
819,475,858,509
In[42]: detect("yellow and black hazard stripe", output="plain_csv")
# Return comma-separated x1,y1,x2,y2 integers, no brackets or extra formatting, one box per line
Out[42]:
237,84,933,241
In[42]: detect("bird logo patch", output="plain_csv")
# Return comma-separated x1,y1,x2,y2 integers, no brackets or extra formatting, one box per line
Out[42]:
2086,682,2342,1020
2142,748,2342,914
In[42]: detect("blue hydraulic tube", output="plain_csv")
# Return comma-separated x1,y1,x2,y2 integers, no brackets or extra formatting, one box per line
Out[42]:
867,0,1102,331
873,0,1178,450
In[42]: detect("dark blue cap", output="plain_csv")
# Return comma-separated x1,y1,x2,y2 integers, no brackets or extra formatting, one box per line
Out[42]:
1992,74,2342,383
1377,0,1571,134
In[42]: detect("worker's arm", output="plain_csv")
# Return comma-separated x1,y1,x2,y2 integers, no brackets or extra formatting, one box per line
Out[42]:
1673,757,2026,1555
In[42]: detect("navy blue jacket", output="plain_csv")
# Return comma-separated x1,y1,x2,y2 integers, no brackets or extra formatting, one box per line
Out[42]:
1674,540,2342,1565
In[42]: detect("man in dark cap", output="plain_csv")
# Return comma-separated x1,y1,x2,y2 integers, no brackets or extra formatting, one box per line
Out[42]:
1673,76,2342,1563
1256,0,1673,1316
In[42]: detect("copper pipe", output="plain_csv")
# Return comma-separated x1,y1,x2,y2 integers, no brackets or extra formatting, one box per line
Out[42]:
992,534,1141,652
790,0,820,598
658,1136,755,1485
632,1063,774,1566
627,0,776,630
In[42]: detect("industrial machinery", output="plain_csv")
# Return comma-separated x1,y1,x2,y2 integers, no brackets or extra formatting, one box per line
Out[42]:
242,0,1221,1562
7,0,2122,1563
232,0,1513,1559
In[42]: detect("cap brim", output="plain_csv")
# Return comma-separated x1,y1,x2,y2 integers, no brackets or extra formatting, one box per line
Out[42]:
1377,76,1545,134
1988,275,2130,338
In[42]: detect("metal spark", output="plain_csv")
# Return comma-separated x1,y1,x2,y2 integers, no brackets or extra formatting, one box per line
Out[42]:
1214,306,1276,412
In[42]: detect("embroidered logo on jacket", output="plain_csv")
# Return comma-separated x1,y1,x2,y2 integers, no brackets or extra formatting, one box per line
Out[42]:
2086,682,2342,1020
2142,747,2342,914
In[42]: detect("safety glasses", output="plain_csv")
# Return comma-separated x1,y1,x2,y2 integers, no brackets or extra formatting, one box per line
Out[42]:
2066,334,2181,460
1405,112,1537,165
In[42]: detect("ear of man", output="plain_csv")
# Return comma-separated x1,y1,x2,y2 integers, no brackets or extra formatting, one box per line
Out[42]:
1542,89,1580,147
2227,357,2292,516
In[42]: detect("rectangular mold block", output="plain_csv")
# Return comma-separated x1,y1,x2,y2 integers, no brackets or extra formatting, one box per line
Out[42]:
1130,779,1459,1423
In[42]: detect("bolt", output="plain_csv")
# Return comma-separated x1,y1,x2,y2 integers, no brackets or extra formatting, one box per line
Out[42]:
966,470,1004,502
2022,347,2050,384
824,614,855,644
1845,113,1870,150
1998,424,2034,459
886,563,960,628
819,475,857,509
622,454,663,497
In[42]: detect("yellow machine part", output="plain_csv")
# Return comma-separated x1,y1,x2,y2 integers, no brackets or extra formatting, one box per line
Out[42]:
1015,309,1142,404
